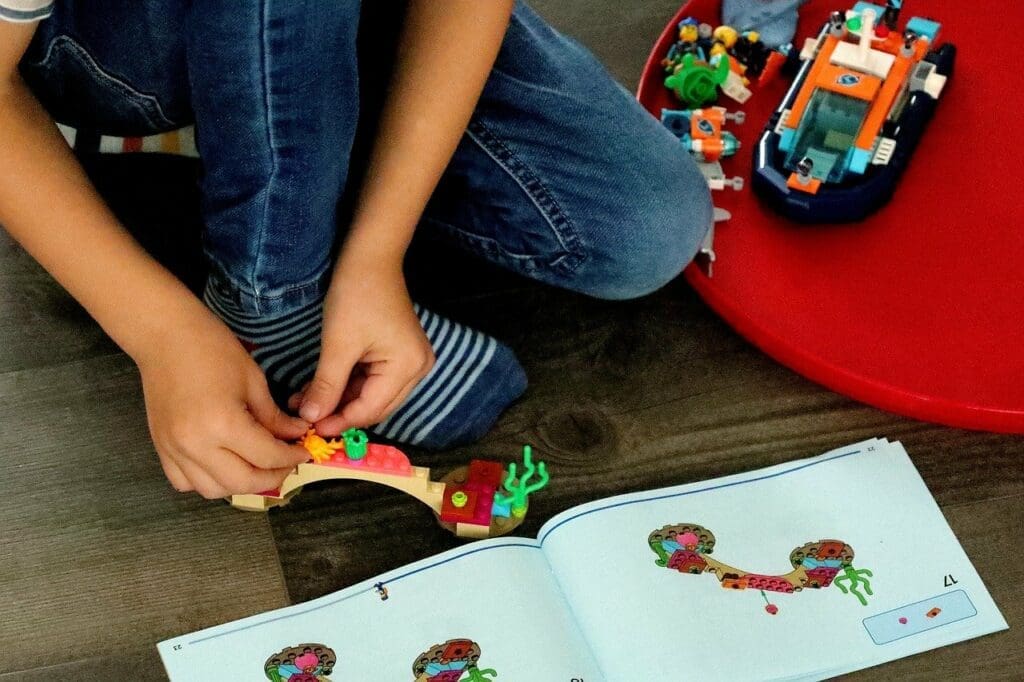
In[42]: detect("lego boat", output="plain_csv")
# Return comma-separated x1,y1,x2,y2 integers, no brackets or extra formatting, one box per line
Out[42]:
752,2,955,222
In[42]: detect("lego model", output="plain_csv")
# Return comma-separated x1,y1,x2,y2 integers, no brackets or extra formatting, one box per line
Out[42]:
662,107,745,164
752,1,955,222
648,523,874,614
230,429,549,541
412,639,497,682
660,107,745,278
264,643,337,682
660,17,797,107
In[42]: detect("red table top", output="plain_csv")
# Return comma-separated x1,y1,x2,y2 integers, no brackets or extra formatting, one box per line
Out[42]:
638,0,1024,432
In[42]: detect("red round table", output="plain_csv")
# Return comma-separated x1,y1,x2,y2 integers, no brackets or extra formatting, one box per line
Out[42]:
638,0,1024,432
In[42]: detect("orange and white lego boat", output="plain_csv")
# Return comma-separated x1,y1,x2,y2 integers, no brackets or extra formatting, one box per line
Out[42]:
753,1,955,222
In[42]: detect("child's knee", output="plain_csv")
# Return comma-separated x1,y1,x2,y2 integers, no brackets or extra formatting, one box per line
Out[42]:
574,153,713,301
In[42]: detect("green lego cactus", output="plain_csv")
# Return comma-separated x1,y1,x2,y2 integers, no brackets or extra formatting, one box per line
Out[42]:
342,427,369,460
494,445,550,519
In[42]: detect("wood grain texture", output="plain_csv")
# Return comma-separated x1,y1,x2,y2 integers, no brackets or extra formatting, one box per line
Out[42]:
1,1,1020,679
0,354,289,674
0,650,167,682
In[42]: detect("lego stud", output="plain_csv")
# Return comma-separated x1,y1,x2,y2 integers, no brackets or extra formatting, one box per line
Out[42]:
796,156,815,184
901,31,918,57
451,491,469,508
725,110,746,125
829,11,846,35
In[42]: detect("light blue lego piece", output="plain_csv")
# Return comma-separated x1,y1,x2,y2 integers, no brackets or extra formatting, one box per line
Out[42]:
844,147,871,175
907,16,941,41
852,2,887,17
779,127,796,153
426,661,466,675
491,500,511,518
823,558,843,568
803,557,822,568
662,540,683,553
660,108,695,138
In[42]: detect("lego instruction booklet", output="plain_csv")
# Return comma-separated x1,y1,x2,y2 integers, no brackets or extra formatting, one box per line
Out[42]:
158,438,1007,681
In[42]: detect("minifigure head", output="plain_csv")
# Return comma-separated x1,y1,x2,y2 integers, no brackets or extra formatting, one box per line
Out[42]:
713,25,739,48
679,22,699,42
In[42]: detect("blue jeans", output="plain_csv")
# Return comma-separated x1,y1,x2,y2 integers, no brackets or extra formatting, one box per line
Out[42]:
21,1,712,314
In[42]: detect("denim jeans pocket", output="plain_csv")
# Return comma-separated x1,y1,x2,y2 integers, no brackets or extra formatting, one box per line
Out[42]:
21,35,177,136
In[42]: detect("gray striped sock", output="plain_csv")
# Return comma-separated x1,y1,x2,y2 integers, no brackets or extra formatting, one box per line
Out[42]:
203,285,324,394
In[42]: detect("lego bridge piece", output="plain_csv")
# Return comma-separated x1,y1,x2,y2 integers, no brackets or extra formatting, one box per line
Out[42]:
638,0,1024,432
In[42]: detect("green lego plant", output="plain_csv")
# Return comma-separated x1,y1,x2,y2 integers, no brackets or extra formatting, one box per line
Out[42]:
342,427,368,460
835,564,874,606
462,665,498,681
494,445,550,519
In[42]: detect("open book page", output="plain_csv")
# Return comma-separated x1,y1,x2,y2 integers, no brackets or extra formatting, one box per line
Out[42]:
538,439,1008,681
158,538,604,681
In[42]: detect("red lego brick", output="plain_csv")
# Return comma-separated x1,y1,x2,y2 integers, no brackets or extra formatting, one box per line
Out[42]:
441,639,474,660
467,459,505,488
440,485,480,523
815,541,846,560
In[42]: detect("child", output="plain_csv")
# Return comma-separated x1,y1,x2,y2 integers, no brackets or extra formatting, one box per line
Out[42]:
0,1,711,498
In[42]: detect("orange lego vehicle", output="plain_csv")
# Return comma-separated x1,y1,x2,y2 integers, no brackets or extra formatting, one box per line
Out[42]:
753,1,955,222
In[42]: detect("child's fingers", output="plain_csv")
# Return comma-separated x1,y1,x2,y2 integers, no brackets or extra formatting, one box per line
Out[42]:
287,384,310,412
198,447,294,495
299,348,361,422
176,459,231,500
246,383,309,442
316,369,416,434
159,453,193,493
228,413,309,471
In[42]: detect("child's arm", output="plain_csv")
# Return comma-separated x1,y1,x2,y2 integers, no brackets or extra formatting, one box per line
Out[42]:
298,0,516,433
0,22,308,496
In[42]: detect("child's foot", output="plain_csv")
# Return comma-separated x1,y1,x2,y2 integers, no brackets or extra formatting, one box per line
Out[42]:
722,0,806,48
372,305,527,449
204,286,526,449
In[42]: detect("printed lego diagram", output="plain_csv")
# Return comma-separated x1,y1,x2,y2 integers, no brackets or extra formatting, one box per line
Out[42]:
264,643,337,681
648,523,874,614
413,639,497,681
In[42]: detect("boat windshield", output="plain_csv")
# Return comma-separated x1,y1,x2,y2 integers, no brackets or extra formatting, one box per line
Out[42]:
785,89,870,183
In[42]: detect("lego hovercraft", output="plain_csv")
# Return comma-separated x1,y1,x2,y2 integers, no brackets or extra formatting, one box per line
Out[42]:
752,2,955,223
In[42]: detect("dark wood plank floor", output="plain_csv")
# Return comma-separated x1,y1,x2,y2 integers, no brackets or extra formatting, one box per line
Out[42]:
1,1,1019,680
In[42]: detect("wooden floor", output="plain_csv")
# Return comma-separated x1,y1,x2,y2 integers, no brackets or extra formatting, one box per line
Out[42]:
1,2,1020,680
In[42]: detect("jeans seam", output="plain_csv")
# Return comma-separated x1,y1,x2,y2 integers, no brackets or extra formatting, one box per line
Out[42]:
29,35,176,130
253,0,277,314
465,119,585,274
206,255,330,303
422,215,571,270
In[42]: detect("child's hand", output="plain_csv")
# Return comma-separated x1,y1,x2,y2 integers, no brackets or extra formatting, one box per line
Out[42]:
136,310,310,498
291,265,434,435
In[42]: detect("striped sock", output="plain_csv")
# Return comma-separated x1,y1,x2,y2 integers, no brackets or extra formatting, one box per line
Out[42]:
204,285,526,449
373,306,527,449
203,285,324,396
